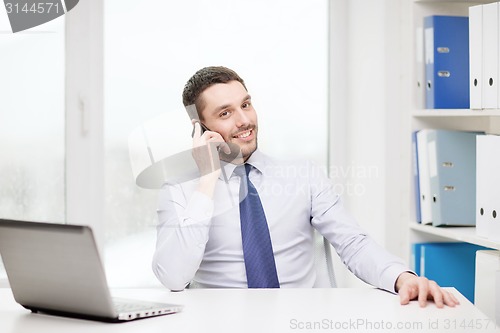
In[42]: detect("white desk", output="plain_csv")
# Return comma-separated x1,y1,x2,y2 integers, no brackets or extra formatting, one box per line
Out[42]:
0,287,498,333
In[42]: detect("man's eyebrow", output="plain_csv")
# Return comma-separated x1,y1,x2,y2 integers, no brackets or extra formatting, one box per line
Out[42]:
211,94,252,114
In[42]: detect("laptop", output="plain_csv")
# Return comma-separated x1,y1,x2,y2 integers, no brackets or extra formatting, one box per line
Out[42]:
0,219,183,322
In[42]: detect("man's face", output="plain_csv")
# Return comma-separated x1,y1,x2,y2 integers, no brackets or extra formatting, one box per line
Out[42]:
199,80,258,161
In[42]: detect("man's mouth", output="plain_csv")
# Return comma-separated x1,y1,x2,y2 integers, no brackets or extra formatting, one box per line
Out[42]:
234,130,252,139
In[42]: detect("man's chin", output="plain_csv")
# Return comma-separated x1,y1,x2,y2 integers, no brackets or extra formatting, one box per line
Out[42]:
225,141,257,164
240,144,257,162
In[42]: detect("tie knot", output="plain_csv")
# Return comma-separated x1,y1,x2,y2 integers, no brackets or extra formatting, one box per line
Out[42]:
234,164,252,178
244,163,252,177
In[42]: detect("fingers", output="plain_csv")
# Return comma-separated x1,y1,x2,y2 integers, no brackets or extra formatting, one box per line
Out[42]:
190,122,225,177
417,277,429,307
192,120,223,147
425,280,460,308
218,141,231,155
441,290,460,307
400,276,460,308
195,130,231,158
399,286,411,305
397,273,418,306
427,280,444,308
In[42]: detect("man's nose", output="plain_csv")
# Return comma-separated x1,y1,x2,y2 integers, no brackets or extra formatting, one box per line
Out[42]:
235,109,250,127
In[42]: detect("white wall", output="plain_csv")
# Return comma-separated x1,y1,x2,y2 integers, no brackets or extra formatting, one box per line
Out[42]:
329,0,410,287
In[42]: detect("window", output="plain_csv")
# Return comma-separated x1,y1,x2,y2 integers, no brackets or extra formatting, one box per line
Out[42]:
0,16,65,278
104,0,328,244
0,1,328,287
102,0,327,287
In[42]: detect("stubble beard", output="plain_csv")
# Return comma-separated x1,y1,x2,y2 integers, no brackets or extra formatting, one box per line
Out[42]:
228,125,258,163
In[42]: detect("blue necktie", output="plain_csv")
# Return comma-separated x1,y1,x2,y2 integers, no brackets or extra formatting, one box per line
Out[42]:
238,164,280,288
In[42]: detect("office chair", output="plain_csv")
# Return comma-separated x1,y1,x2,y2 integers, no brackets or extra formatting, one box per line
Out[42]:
313,229,337,288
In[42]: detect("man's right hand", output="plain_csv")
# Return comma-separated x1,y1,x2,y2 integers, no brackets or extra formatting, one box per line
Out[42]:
191,121,228,198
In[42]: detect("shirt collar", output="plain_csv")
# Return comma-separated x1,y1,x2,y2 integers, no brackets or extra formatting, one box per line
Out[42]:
219,149,268,180
245,149,267,175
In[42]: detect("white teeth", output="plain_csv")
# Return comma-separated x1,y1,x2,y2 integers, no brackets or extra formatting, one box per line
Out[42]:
237,131,251,138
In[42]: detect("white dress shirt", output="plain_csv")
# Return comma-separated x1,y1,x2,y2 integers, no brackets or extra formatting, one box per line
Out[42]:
153,150,409,292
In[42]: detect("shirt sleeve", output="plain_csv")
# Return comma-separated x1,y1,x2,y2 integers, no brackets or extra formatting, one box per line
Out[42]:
308,162,411,294
152,182,214,291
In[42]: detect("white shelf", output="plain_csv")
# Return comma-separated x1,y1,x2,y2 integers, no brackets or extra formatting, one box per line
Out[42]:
409,223,500,250
414,0,497,4
412,109,500,117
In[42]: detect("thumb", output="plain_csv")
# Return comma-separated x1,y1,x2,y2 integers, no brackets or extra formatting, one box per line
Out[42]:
399,290,411,305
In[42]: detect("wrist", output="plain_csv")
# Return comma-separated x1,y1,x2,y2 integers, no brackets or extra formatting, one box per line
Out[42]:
197,172,220,198
395,271,416,292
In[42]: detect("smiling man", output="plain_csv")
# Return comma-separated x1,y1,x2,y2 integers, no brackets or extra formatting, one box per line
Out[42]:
152,66,459,308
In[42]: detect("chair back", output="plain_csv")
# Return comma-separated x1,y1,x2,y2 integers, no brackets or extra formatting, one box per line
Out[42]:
313,229,337,288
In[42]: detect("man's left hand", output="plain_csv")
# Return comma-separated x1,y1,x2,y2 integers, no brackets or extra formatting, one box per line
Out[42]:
396,272,460,308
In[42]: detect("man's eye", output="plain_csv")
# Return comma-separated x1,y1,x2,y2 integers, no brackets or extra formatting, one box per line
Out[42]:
242,102,251,108
220,110,230,117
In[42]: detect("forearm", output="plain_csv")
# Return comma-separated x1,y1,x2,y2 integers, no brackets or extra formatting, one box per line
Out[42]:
340,236,410,293
153,223,209,291
311,185,410,293
152,187,214,291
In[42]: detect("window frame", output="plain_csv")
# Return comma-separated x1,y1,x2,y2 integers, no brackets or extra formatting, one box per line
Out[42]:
65,0,105,250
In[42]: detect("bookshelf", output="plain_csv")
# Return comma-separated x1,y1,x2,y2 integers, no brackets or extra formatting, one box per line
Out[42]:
413,109,500,117
412,109,500,134
410,223,500,251
408,0,500,265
